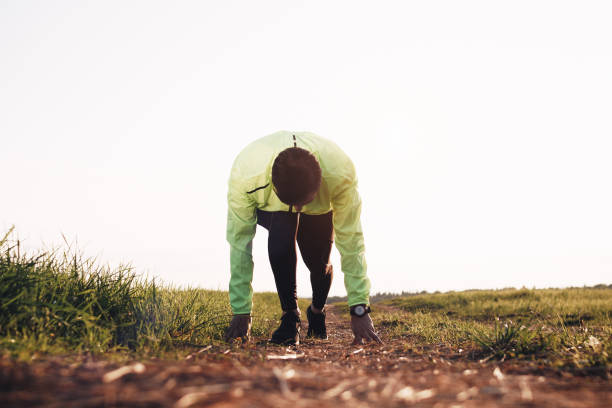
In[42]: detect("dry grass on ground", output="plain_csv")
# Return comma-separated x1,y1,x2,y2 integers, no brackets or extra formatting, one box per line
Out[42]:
2,304,611,408
2,229,610,407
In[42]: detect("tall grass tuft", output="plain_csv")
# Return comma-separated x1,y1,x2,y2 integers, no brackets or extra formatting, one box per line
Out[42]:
0,228,239,356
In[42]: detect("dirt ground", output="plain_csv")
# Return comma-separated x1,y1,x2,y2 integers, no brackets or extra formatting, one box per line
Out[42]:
1,305,610,408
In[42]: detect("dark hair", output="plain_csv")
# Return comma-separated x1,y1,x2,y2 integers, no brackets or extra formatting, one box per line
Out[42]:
272,147,322,206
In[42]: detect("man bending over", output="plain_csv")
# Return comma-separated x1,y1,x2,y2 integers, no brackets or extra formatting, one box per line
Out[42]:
224,130,381,345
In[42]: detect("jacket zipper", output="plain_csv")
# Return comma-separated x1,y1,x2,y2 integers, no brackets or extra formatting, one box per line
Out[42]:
290,135,296,213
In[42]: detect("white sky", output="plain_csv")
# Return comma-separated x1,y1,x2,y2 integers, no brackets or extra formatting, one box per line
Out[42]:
1,1,611,298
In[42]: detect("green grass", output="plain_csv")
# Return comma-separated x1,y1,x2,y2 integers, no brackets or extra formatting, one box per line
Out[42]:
2,227,610,375
0,228,296,359
376,287,612,373
384,287,612,325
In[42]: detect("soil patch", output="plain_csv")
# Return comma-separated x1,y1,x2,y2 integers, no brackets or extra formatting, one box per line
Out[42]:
1,305,610,407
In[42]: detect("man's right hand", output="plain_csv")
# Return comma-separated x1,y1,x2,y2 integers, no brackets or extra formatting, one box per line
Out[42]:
224,314,252,342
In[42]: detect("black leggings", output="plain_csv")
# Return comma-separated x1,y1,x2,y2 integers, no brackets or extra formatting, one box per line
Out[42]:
256,209,334,311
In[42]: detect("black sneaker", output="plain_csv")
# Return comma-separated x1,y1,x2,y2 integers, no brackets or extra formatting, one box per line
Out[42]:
306,305,328,339
270,311,301,345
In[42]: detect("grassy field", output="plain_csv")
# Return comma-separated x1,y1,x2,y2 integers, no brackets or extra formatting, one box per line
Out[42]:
0,228,303,360
1,228,610,374
375,287,612,372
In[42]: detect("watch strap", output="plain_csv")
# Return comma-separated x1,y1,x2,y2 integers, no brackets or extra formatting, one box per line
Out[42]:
349,304,371,316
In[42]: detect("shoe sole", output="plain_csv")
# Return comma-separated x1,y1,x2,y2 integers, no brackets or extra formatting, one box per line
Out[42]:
269,338,300,345
269,331,301,346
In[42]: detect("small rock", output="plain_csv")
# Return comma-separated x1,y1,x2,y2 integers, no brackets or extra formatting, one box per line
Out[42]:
481,386,505,397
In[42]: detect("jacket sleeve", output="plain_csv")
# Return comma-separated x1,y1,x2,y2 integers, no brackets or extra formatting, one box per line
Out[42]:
226,167,257,315
330,164,371,307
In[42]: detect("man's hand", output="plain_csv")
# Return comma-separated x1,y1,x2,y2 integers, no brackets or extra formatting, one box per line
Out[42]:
224,314,252,342
351,314,382,345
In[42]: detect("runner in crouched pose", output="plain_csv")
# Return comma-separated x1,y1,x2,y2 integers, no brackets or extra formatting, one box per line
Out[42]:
224,131,381,345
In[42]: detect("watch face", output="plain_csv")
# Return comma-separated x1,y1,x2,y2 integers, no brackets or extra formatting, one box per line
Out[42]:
354,305,365,316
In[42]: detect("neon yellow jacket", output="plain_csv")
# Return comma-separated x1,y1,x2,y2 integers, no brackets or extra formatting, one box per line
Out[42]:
226,130,371,314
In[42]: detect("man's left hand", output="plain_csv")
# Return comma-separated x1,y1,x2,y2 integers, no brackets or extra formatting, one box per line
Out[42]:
351,314,383,345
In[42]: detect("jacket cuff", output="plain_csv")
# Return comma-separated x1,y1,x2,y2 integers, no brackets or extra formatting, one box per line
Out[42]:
231,306,252,315
347,297,370,308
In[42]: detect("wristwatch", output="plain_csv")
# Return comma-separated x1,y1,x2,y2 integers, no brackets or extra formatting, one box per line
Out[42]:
350,304,371,317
